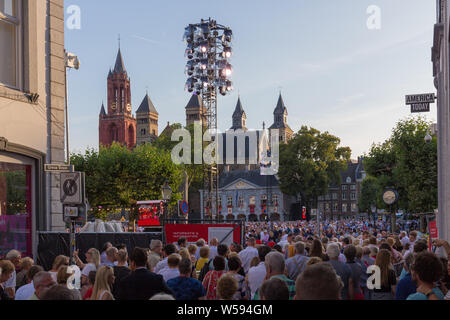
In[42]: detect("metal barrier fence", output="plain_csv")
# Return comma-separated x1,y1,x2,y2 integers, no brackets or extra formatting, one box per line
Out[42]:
37,232,161,271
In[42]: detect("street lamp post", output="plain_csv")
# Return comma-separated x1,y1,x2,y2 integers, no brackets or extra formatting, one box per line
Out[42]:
161,180,172,222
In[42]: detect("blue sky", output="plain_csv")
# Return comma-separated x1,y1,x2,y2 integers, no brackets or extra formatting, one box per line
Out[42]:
65,0,437,158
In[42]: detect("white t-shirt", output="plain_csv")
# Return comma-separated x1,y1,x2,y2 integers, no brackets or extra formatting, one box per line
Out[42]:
5,270,16,289
15,281,35,300
158,267,180,283
238,246,258,274
209,246,218,260
248,262,266,299
81,263,97,277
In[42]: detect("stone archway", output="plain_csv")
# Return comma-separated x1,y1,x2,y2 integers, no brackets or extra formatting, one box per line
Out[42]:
237,214,247,221
248,214,258,222
226,214,235,221
270,213,280,221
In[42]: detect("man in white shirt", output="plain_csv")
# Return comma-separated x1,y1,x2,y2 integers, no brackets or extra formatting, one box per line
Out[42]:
157,254,181,282
400,231,410,247
5,249,21,299
285,242,309,280
154,243,177,274
102,247,118,267
247,245,271,299
209,237,219,260
238,237,258,274
15,265,44,300
194,238,206,260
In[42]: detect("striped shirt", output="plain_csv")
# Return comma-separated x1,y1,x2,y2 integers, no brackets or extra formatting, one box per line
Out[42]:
253,274,296,300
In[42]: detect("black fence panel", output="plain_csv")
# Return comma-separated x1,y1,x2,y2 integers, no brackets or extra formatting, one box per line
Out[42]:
37,232,70,271
37,232,162,271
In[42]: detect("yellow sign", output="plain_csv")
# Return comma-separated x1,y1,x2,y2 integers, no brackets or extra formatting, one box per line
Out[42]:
120,216,126,222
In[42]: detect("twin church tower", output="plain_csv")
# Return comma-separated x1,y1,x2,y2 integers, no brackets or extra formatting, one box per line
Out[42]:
99,47,293,149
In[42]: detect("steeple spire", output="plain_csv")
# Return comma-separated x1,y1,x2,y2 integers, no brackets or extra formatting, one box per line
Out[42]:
113,46,126,74
231,96,247,130
100,101,106,116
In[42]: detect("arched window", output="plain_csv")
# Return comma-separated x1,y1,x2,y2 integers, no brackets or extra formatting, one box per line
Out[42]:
128,125,135,147
109,123,118,143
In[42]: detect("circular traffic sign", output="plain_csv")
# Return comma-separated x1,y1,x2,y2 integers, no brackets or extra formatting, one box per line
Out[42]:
180,200,189,215
63,179,78,196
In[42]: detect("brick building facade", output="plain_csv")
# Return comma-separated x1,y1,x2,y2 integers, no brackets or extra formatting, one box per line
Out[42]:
99,48,137,149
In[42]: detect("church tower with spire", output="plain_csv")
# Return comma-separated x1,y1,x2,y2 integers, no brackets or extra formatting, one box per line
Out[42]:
230,96,247,131
185,94,207,127
99,45,137,149
136,92,159,145
269,93,293,143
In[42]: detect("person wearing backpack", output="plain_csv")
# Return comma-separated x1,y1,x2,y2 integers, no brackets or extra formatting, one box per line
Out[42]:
199,243,229,282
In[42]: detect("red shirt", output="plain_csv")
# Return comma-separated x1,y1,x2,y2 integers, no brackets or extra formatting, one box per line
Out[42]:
83,287,93,300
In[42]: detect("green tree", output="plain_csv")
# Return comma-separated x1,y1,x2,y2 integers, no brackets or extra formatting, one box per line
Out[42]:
364,117,437,213
71,143,183,220
154,123,205,196
278,126,351,217
358,176,382,217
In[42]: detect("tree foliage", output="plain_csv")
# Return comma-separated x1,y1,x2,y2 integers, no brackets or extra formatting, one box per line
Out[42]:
364,117,437,213
71,143,183,219
278,126,351,213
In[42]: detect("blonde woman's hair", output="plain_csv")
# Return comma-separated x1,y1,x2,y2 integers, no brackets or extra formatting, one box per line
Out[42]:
56,266,73,285
249,256,260,268
375,249,392,288
91,266,114,300
306,256,322,266
187,244,197,255
178,248,190,261
88,248,101,268
20,257,34,269
217,274,238,300
199,246,210,259
52,255,69,271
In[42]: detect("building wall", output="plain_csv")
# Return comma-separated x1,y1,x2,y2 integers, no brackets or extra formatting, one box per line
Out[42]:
0,0,67,247
136,112,158,145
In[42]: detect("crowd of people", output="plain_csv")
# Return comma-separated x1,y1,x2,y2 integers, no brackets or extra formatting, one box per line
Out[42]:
1,218,449,301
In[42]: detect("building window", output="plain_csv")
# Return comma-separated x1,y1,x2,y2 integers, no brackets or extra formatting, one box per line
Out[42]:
351,203,357,212
325,203,330,212
333,202,338,212
342,185,348,191
140,129,146,136
227,197,233,207
325,194,330,200
238,196,244,208
272,194,278,206
152,129,156,136
249,196,256,206
0,0,21,88
0,160,32,257
350,192,356,200
332,193,337,200
342,192,347,200
350,184,356,190
342,203,347,213
261,195,267,206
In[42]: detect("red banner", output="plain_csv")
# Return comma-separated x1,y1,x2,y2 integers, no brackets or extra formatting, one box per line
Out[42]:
164,223,241,244
429,220,438,239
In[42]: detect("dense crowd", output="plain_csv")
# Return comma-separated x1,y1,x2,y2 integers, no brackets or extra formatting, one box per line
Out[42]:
1,219,449,301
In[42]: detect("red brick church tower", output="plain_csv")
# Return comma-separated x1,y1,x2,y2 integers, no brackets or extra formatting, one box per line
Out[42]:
99,46,136,149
